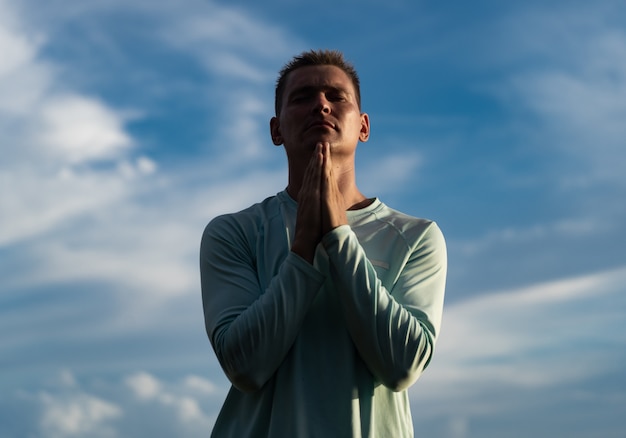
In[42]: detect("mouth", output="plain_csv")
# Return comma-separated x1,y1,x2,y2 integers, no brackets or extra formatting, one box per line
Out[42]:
306,120,336,131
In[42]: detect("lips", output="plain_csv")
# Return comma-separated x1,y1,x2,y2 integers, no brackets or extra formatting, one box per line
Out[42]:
306,119,336,130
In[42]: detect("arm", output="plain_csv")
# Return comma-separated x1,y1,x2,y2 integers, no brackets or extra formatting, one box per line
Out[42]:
313,142,446,390
200,215,325,393
323,222,447,391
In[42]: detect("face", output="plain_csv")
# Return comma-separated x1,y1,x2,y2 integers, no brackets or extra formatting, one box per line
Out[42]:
270,65,370,161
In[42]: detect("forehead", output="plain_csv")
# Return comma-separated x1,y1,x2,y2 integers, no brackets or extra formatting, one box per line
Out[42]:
284,65,355,95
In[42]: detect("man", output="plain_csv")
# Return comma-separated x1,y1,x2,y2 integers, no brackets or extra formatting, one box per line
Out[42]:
200,49,446,437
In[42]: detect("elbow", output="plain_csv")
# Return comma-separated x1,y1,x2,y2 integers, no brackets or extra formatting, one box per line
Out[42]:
381,367,421,392
210,327,268,393
381,341,433,392
225,368,266,393
215,345,268,393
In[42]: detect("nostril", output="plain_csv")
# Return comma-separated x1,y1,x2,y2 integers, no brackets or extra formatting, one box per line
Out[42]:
312,103,331,115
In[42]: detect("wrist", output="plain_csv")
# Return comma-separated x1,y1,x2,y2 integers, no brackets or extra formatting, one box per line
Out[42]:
291,240,316,264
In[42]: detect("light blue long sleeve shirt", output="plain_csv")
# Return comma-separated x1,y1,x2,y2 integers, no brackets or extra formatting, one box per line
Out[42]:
200,190,447,437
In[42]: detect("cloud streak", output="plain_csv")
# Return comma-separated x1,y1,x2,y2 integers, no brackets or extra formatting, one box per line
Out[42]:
412,266,626,422
2,1,625,437
4,369,226,438
495,3,626,187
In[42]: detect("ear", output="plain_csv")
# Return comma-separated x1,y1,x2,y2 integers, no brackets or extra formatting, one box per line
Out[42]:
270,117,283,145
359,113,370,143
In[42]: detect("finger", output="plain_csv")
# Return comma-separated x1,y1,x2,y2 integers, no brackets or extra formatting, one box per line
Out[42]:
300,144,323,197
320,143,330,189
322,143,335,200
322,142,331,171
310,144,324,195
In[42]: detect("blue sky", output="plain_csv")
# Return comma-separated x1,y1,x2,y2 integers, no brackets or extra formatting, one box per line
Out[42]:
1,0,625,436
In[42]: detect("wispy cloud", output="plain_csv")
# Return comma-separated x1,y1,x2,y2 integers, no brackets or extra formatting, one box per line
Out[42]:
36,94,133,163
4,369,226,438
38,390,122,438
6,267,623,437
0,2,296,399
0,0,293,288
357,149,423,196
411,266,626,419
494,3,626,187
3,1,625,437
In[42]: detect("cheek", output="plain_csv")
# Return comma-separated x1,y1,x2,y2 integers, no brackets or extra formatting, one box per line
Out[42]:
281,112,305,133
345,112,364,131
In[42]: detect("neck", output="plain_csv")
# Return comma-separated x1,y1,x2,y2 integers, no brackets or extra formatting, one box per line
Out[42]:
286,160,368,210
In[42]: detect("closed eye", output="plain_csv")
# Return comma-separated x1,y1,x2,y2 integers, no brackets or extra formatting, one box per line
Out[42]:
289,94,307,103
328,93,347,102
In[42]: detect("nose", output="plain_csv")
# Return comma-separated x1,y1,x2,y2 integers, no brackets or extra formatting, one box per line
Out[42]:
312,93,331,114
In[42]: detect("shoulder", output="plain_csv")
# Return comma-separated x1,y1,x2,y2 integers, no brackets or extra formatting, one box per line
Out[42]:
373,203,445,245
202,194,282,244
206,194,281,229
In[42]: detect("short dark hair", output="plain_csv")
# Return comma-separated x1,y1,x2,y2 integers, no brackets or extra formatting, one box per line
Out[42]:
274,49,361,116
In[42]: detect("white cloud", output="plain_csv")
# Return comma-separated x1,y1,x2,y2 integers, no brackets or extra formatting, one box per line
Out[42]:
411,265,626,419
0,21,35,76
0,0,45,89
0,0,294,249
6,369,225,438
202,51,268,82
124,371,217,429
163,4,297,60
0,165,284,303
184,375,218,395
126,372,161,401
58,369,78,388
39,391,122,438
0,166,130,247
136,156,157,175
455,216,603,257
0,3,292,376
0,10,50,119
497,5,626,187
160,394,206,422
0,0,148,253
211,90,274,162
1,2,623,437
358,150,422,195
37,94,133,164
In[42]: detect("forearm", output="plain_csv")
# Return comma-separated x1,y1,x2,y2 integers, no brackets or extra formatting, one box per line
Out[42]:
201,223,325,392
323,224,447,391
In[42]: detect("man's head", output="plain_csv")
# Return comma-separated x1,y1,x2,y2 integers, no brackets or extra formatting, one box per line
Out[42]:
269,50,370,163
274,49,361,117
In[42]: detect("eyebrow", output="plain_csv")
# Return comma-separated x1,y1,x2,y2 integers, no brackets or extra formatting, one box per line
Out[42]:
288,85,351,97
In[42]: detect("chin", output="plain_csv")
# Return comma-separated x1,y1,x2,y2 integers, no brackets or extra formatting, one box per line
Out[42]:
309,135,337,146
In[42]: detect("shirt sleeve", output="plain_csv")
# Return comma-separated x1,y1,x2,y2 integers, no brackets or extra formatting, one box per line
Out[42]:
200,215,325,393
322,222,447,392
